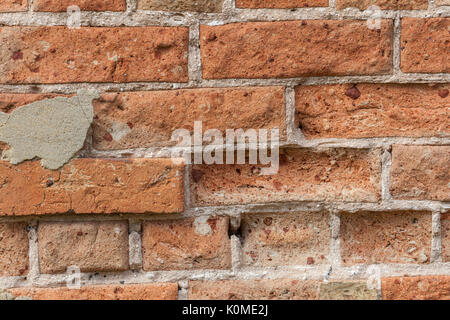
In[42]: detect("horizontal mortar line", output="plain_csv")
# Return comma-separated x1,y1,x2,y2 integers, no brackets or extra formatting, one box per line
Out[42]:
0,200,447,223
0,75,449,93
1,263,450,289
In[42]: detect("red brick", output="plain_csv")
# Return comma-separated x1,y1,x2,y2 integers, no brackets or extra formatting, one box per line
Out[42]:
200,20,393,79
336,0,427,10
191,148,382,206
0,0,27,12
142,217,231,271
241,212,330,266
188,280,320,300
236,0,328,8
401,18,450,73
93,87,286,150
341,211,432,265
442,212,450,262
138,0,224,12
0,27,188,84
8,283,178,300
0,159,184,216
295,84,450,139
382,276,450,300
38,221,129,274
0,222,29,276
33,0,126,11
390,145,449,201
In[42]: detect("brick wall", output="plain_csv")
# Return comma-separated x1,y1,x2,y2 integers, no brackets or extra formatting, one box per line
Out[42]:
0,0,449,300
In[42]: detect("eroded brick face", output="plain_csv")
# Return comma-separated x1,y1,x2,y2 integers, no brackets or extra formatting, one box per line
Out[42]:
236,0,329,8
0,159,184,215
336,0,428,10
32,0,127,11
191,148,382,206
0,27,189,84
341,211,432,265
38,221,129,274
0,222,29,276
142,217,231,271
382,276,450,300
138,0,225,12
442,212,450,262
0,0,27,12
200,20,393,79
390,145,450,201
240,212,330,266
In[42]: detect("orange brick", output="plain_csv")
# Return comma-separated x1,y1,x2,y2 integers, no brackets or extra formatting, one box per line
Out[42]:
401,18,450,73
236,0,328,8
191,148,382,206
38,221,129,274
188,280,320,300
295,84,450,139
382,276,450,300
336,0,427,10
0,0,27,12
0,159,184,216
33,0,126,11
200,20,393,79
0,222,29,276
0,27,188,84
390,145,450,201
442,212,450,262
138,0,224,12
8,283,178,300
93,87,286,150
142,217,231,271
341,211,432,265
241,212,330,266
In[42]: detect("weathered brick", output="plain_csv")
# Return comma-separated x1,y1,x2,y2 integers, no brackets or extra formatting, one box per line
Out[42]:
138,0,224,12
8,283,178,300
401,18,450,73
93,87,286,150
442,212,450,262
38,221,129,274
336,0,427,10
435,0,450,5
142,217,231,271
0,159,184,216
0,0,27,12
188,280,320,300
241,212,330,266
200,20,393,79
319,282,378,300
390,145,449,201
236,0,328,8
295,84,450,139
341,211,432,265
0,222,29,276
191,148,382,206
0,27,188,84
382,276,450,300
33,0,126,11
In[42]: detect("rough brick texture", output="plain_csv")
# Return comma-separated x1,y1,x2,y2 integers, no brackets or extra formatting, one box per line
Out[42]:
38,221,129,274
318,282,377,300
382,276,450,300
142,217,231,271
32,0,127,11
390,145,449,201
191,148,381,206
341,211,432,265
442,212,450,262
0,222,29,276
8,283,178,300
240,212,330,266
0,0,27,12
295,84,449,139
401,18,450,73
435,0,450,5
93,87,286,149
0,27,188,84
200,20,393,79
236,0,328,8
0,159,184,215
336,0,428,10
138,0,224,12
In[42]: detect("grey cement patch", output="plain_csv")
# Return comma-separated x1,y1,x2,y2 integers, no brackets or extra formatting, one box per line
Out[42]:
0,89,98,170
